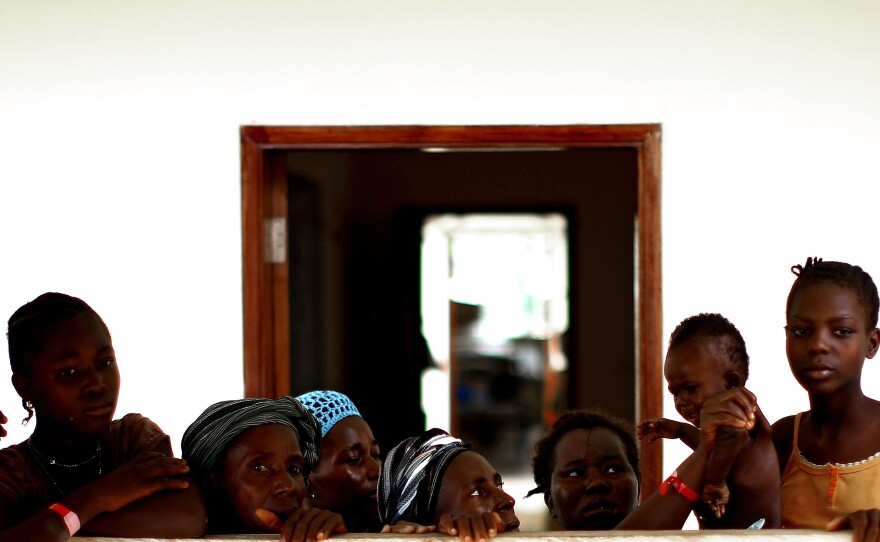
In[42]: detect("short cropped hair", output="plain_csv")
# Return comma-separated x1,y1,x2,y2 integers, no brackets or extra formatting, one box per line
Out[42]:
668,313,749,382
528,409,639,499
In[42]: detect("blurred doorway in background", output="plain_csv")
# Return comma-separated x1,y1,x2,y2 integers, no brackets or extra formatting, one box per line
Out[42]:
420,213,569,476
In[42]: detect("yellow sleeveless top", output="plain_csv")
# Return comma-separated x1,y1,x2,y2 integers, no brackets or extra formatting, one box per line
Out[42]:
781,412,880,528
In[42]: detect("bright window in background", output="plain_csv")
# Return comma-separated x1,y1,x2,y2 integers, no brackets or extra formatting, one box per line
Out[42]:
420,213,569,531
421,213,569,364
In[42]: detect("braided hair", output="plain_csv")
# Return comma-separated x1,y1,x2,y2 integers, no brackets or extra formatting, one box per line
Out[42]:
787,257,879,329
668,313,749,382
528,409,639,499
7,292,109,424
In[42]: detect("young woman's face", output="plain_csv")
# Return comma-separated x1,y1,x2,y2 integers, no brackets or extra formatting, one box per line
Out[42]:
434,451,520,531
15,313,119,436
786,282,880,396
307,416,380,521
547,427,639,530
664,337,732,428
213,423,307,533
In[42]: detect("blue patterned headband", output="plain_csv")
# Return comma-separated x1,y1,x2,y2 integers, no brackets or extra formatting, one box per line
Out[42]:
296,390,362,438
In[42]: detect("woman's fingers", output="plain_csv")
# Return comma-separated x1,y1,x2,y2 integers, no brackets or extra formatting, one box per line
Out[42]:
280,509,347,542
828,510,880,542
702,389,757,428
256,508,284,532
383,521,437,534
438,514,457,536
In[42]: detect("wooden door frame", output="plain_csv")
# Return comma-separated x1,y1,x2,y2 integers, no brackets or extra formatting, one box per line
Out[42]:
240,124,663,490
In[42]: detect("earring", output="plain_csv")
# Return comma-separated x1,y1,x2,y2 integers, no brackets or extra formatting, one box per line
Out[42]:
25,400,33,409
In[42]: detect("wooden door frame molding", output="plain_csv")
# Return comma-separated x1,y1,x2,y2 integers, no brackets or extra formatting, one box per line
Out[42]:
240,124,663,490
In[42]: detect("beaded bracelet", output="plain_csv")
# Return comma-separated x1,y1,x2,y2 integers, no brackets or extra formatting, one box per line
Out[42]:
658,470,699,502
48,503,81,537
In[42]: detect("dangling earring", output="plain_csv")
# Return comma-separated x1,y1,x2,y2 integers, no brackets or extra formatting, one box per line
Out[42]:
22,399,34,425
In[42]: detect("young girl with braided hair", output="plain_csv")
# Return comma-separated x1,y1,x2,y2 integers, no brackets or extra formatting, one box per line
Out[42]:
772,258,880,541
0,292,207,542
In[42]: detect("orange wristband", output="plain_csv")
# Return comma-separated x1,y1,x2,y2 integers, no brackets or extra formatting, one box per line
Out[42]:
659,470,699,502
48,503,80,536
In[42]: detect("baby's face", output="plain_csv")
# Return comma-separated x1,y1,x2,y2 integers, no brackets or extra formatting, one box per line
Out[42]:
664,337,732,427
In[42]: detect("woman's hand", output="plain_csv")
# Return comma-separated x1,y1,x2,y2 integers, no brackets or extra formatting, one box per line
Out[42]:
84,452,191,514
697,388,756,455
827,509,880,542
257,507,347,542
381,521,438,534
437,512,504,542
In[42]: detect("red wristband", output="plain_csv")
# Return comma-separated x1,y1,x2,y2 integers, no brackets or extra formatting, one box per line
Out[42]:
659,470,699,502
48,503,81,536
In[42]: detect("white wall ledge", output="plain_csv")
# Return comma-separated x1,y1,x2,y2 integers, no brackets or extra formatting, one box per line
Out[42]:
73,530,851,542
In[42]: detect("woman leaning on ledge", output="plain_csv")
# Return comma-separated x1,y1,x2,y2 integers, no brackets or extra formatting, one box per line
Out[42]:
182,396,347,542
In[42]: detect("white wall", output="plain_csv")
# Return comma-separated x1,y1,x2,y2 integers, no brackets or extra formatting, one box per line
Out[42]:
2,0,879,480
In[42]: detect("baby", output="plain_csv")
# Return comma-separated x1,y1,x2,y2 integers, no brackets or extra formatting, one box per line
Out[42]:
638,313,779,528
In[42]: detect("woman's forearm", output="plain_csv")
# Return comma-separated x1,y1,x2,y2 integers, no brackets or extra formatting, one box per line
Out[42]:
81,481,207,538
615,448,707,530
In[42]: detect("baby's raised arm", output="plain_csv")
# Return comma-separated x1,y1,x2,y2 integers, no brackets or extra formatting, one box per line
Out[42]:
702,424,749,518
618,388,757,530
638,418,700,449
700,391,780,528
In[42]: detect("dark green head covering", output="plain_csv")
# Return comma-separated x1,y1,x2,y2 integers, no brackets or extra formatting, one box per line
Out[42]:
182,396,321,480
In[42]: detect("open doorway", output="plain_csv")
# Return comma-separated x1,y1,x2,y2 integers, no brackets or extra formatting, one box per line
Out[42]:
420,213,568,453
241,125,663,493
420,213,569,529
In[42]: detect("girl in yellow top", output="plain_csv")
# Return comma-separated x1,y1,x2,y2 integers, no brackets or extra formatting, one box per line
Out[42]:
772,258,880,540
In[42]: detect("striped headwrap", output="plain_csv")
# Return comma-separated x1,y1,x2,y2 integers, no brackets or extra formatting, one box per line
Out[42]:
378,428,470,525
181,396,321,481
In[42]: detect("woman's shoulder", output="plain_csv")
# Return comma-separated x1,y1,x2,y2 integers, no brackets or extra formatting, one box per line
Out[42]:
0,441,46,501
0,441,30,471
771,413,797,440
770,413,799,466
107,413,171,458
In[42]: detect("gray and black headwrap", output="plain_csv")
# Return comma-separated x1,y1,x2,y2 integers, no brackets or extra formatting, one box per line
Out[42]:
378,428,470,525
181,396,321,481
